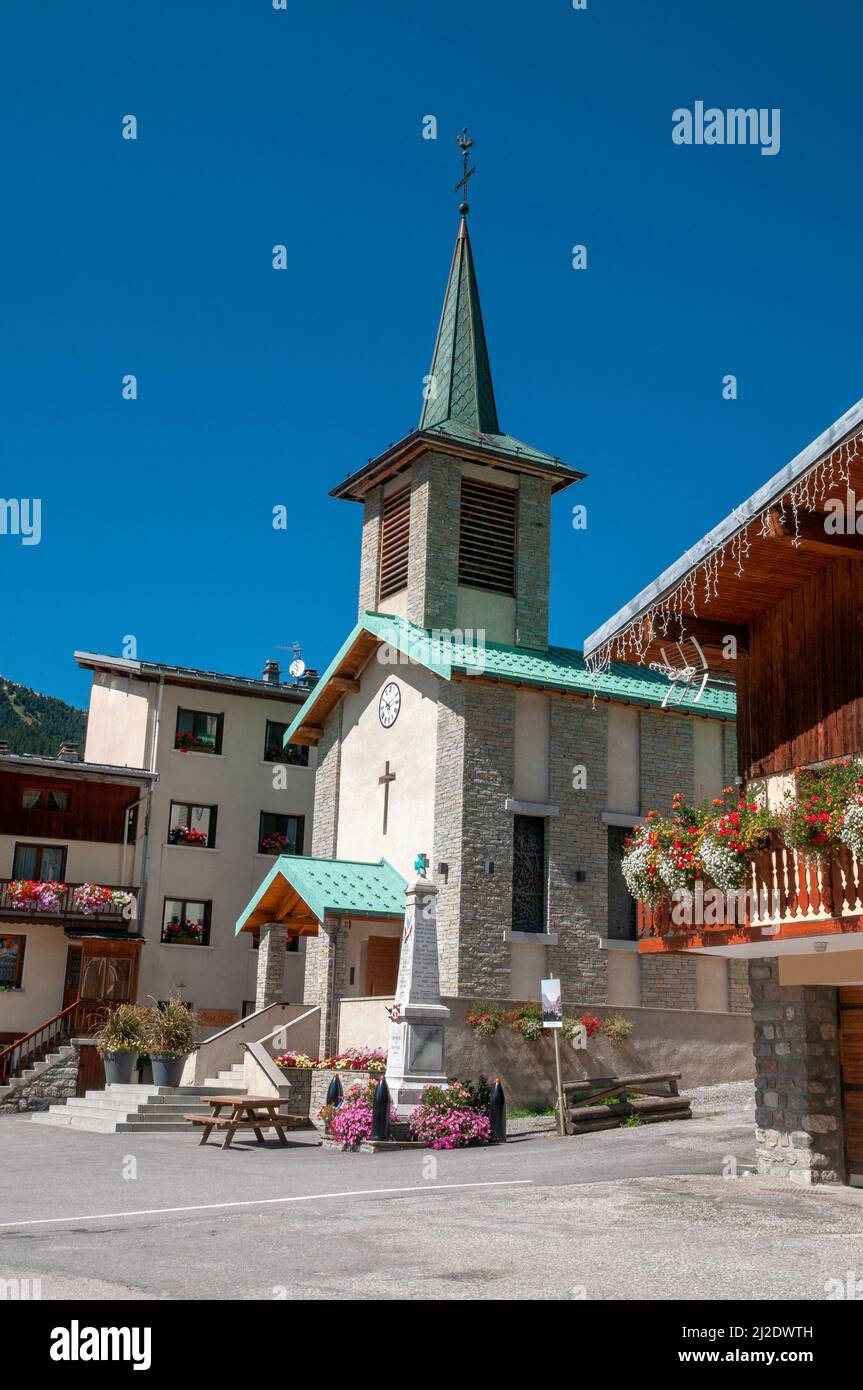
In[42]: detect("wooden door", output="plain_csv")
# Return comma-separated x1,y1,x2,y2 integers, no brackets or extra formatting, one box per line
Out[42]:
76,1043,105,1097
366,936,400,997
839,987,863,1186
62,945,82,1010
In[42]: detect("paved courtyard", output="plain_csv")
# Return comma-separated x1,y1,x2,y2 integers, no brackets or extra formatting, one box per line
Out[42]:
1,1085,861,1301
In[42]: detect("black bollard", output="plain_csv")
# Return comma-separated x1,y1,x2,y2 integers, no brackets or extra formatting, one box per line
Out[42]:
325,1073,343,1108
371,1075,391,1143
488,1076,506,1144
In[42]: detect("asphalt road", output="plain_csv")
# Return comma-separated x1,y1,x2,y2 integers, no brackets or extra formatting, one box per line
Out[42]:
1,1100,862,1301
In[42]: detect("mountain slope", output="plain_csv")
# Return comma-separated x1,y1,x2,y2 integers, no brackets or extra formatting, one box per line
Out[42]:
0,678,87,757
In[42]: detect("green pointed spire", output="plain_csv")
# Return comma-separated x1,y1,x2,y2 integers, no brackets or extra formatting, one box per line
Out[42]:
420,217,500,435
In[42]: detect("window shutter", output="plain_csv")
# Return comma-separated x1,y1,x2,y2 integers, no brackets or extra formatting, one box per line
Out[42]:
458,478,517,595
378,487,411,600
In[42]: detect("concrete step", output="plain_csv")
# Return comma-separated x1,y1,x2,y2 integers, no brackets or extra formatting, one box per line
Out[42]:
30,1111,194,1133
76,1092,215,1112
51,1100,212,1120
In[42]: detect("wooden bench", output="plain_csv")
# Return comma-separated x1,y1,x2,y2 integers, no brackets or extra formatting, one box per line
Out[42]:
560,1071,691,1135
186,1096,304,1150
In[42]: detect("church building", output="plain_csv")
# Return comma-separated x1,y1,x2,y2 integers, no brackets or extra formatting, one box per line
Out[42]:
237,191,741,1058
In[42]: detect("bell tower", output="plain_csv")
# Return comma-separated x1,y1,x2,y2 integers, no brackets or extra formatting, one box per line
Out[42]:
331,133,583,651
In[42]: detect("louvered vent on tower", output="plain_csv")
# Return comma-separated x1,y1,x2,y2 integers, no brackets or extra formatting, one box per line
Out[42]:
458,478,517,595
378,486,411,600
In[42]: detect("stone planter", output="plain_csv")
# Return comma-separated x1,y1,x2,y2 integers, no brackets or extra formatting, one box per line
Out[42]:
150,1053,187,1087
103,1051,137,1085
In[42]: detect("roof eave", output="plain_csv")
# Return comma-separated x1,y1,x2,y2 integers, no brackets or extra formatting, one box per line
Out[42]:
330,430,583,503
583,393,863,658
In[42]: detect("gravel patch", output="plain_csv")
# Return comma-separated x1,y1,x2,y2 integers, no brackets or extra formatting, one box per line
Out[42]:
684,1080,755,1116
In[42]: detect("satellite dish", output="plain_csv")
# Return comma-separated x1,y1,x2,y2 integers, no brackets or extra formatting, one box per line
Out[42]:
289,658,306,680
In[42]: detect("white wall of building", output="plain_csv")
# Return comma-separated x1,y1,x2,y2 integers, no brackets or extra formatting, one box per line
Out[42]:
335,655,438,882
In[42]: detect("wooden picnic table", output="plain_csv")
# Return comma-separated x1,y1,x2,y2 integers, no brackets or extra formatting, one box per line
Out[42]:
185,1095,299,1150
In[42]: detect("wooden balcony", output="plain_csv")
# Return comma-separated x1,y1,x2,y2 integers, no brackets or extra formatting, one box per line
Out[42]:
0,880,139,927
638,841,863,952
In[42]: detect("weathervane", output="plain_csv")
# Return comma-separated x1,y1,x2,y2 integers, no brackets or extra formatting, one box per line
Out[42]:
455,127,476,214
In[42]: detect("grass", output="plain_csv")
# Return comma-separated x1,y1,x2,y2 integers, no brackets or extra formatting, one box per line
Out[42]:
507,1106,556,1119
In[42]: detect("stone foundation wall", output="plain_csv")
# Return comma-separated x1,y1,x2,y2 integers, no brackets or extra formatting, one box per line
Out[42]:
749,959,846,1185
0,1040,81,1114
309,1069,378,1130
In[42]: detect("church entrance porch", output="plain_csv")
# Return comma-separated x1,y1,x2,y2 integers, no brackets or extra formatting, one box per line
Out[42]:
235,853,407,1058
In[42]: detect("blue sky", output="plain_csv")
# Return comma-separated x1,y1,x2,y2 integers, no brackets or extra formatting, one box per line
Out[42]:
2,0,861,708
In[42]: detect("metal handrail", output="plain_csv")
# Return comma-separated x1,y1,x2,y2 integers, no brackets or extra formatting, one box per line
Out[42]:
0,997,113,1086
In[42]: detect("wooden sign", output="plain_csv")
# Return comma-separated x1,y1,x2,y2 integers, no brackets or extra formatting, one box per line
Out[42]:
197,1008,239,1028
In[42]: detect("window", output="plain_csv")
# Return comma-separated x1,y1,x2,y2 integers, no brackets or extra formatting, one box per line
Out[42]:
168,801,217,848
161,898,211,946
0,935,26,989
21,788,70,812
263,720,309,766
607,827,638,941
12,843,67,881
258,812,304,856
458,478,517,595
175,708,223,755
512,815,546,932
378,485,411,600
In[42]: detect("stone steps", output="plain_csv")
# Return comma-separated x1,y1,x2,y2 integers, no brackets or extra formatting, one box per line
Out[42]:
28,1082,247,1134
202,1064,246,1089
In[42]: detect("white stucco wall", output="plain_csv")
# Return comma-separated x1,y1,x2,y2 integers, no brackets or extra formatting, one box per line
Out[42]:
692,719,725,802
84,677,151,768
513,691,549,802
335,654,438,882
607,705,640,813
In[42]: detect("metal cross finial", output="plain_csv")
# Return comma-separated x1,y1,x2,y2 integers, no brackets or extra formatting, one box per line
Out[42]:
414,851,429,879
455,127,476,214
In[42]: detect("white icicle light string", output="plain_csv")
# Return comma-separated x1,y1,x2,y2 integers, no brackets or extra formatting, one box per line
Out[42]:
585,430,863,680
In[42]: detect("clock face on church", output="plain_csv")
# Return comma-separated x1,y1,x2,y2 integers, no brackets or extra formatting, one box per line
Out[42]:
379,681,401,728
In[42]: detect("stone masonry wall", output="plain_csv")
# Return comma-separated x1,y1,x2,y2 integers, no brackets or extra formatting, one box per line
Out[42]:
723,723,738,788
433,682,466,995
310,708,341,859
304,919,350,1059
515,476,550,650
749,958,846,1185
456,683,514,996
0,1039,81,1113
728,959,751,1014
546,699,609,1003
407,453,460,632
640,954,698,1009
358,486,383,618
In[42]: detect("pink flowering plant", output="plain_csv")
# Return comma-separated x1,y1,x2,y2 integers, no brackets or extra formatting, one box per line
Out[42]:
327,1080,397,1149
7,880,66,912
72,884,132,917
320,1047,387,1073
408,1083,493,1150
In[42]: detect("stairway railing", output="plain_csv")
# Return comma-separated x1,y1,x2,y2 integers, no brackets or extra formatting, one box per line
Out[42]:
0,998,112,1086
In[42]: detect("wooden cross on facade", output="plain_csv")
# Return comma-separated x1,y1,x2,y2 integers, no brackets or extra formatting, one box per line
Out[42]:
379,760,396,834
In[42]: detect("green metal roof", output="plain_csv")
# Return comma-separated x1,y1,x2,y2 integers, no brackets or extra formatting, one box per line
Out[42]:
283,611,735,746
236,855,406,934
420,217,499,436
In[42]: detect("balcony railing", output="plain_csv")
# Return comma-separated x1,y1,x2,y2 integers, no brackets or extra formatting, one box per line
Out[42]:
638,841,863,940
0,880,139,926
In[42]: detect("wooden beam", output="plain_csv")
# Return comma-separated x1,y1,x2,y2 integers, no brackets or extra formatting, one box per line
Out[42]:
330,676,361,694
292,725,322,746
765,508,863,560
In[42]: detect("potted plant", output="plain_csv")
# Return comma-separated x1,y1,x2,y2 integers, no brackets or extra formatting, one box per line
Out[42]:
144,995,198,1087
94,1003,148,1085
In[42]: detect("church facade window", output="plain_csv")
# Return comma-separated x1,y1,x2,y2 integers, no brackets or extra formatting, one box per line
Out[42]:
458,477,517,595
606,826,637,941
378,485,411,600
511,814,546,932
